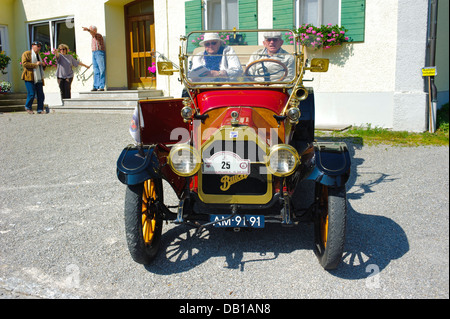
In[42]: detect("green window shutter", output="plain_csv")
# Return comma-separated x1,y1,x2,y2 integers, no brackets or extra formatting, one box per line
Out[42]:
273,0,295,29
341,0,366,42
185,0,203,33
239,0,258,45
185,0,203,52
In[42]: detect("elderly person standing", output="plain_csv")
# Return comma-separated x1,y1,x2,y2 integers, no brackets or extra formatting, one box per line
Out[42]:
82,25,106,91
247,32,295,82
189,33,242,81
21,41,47,114
52,44,90,101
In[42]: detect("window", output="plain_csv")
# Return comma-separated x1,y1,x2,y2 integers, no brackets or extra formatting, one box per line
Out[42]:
296,0,340,26
205,0,239,30
0,26,6,52
29,17,76,52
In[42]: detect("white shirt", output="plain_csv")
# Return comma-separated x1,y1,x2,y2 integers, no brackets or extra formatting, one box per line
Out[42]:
188,46,243,81
247,48,295,82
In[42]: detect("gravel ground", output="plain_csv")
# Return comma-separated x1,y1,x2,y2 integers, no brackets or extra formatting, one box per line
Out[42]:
0,112,448,300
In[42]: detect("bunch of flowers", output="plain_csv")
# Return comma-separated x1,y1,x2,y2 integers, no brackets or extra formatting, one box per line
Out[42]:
190,32,245,48
286,24,349,50
0,81,11,93
39,45,79,67
148,62,157,76
0,51,12,74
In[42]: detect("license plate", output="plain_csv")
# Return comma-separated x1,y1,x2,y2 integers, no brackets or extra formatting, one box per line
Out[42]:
210,215,265,228
203,151,250,175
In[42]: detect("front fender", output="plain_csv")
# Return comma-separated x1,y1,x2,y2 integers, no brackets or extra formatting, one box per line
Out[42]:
116,145,160,185
306,142,351,187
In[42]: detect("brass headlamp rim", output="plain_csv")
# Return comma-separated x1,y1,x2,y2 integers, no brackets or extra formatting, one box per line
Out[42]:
266,144,300,177
167,144,201,177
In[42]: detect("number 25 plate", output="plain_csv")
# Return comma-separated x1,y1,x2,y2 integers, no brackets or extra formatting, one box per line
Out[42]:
210,215,265,228
203,151,250,175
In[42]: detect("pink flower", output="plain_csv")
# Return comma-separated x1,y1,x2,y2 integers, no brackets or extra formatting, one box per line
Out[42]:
345,37,349,41
340,31,345,34
328,23,332,26
290,41,293,44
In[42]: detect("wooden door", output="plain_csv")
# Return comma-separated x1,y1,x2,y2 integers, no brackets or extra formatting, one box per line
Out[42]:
127,14,155,89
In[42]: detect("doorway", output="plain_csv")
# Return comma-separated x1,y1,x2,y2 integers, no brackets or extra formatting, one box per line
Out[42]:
125,0,155,89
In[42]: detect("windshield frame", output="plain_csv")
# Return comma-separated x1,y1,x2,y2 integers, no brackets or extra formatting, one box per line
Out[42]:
180,29,304,89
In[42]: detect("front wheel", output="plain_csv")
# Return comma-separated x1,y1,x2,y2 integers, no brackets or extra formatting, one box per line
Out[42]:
313,184,347,270
124,179,163,264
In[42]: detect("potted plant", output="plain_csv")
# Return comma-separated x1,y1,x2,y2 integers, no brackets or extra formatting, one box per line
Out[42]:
39,45,79,67
0,81,11,94
286,24,349,50
147,62,157,77
0,51,12,74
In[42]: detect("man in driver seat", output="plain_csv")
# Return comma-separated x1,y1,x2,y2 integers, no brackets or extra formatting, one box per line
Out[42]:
247,32,295,82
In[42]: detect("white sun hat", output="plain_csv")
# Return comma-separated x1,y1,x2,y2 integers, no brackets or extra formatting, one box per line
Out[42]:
263,32,283,39
199,33,224,46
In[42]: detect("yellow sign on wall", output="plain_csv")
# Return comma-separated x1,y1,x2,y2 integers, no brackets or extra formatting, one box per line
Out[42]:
422,67,437,77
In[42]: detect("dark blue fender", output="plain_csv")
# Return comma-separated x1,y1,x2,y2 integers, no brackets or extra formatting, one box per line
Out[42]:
116,145,160,185
306,142,351,187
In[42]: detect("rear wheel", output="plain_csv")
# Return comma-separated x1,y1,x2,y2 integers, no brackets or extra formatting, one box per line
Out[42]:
124,179,163,264
313,184,347,270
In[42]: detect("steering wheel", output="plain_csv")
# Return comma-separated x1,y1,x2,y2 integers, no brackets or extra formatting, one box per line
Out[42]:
244,58,289,81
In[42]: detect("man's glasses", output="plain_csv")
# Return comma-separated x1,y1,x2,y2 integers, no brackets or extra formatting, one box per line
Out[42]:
266,38,280,42
204,41,218,47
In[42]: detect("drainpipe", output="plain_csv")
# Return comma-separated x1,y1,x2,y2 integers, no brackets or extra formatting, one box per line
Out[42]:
427,0,438,133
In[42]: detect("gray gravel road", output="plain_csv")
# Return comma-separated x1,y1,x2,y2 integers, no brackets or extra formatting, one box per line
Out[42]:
0,112,448,299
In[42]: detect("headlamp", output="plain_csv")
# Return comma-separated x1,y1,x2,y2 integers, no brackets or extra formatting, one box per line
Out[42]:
266,144,299,177
168,144,201,177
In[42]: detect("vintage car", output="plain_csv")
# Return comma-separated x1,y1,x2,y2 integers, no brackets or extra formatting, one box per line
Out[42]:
116,29,351,270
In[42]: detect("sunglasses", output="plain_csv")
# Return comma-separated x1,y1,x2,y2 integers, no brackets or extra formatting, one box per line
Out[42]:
59,48,67,51
266,38,280,42
204,41,218,47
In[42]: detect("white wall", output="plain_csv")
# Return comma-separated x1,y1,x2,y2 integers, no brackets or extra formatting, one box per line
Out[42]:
306,0,429,132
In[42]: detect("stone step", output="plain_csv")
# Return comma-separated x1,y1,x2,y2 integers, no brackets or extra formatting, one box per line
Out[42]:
60,89,165,108
62,98,142,108
77,89,163,99
0,103,50,113
0,93,28,100
0,89,169,113
0,93,50,113
51,89,171,113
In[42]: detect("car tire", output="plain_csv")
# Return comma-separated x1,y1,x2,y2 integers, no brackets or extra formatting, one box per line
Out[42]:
313,184,347,270
124,179,163,264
